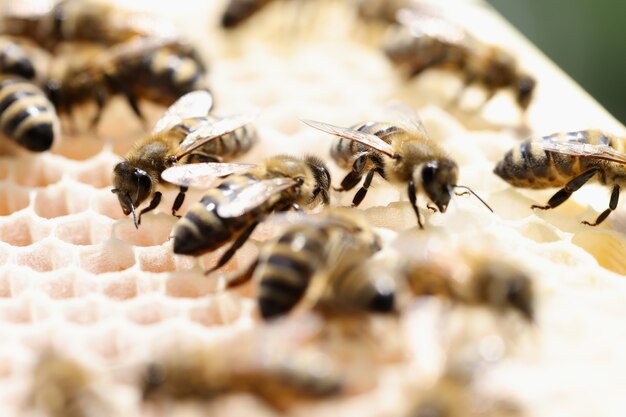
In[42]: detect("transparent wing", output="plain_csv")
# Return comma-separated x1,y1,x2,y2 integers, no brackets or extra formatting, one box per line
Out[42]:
175,110,259,159
382,101,430,139
533,141,626,165
99,36,176,65
161,162,255,188
396,8,467,45
301,119,396,157
217,178,298,218
152,90,214,133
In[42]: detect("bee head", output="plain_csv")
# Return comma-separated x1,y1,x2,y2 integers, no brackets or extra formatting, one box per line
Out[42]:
516,75,536,110
420,160,458,213
305,155,332,204
111,162,153,227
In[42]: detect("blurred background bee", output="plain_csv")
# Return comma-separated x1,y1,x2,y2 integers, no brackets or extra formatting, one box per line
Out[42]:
0,74,59,152
142,338,343,411
393,234,535,322
166,153,331,271
46,36,210,130
27,352,115,417
1,0,178,51
224,208,394,320
383,9,535,114
302,105,491,228
0,35,40,80
111,90,257,228
494,129,626,226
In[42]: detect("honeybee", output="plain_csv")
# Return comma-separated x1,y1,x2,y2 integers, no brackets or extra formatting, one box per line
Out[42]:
221,0,275,28
392,232,533,321
302,107,491,228
354,0,411,24
494,129,626,226
225,208,394,319
28,352,114,417
383,10,536,112
0,75,59,151
111,90,257,228
167,154,331,270
2,0,178,51
46,36,209,129
142,344,342,410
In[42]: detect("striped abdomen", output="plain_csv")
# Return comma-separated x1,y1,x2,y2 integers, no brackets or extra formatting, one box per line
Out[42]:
171,174,260,256
256,225,329,319
195,117,257,160
124,44,208,107
0,76,57,151
0,37,35,79
493,130,608,189
329,121,395,168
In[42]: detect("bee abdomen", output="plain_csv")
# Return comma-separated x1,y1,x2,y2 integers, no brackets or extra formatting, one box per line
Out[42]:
143,48,207,104
0,38,36,79
0,76,57,151
257,229,327,319
494,139,578,189
199,125,257,160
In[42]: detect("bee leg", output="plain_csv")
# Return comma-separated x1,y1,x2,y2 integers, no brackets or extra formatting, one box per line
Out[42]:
171,186,188,217
137,192,162,225
582,184,620,226
223,259,259,289
335,156,366,192
454,190,471,197
352,168,383,206
531,168,599,211
427,204,438,212
88,89,106,130
408,180,424,229
104,73,145,125
208,222,260,273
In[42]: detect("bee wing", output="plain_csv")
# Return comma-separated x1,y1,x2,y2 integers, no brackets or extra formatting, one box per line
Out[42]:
152,91,214,133
216,178,298,218
533,141,626,165
396,8,467,45
161,162,256,189
175,110,259,159
301,119,396,158
383,101,430,139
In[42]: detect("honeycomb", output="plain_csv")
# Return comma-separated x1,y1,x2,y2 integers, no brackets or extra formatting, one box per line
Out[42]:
1,1,626,417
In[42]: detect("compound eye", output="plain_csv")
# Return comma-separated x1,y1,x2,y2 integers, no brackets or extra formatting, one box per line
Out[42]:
133,170,152,203
421,163,437,182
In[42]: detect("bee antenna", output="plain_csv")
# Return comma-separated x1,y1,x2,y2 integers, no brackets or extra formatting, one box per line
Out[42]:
453,185,493,213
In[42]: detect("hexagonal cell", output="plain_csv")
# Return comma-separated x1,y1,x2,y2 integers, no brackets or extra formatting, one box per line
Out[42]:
14,239,76,273
0,183,30,216
0,298,32,324
0,213,52,247
137,246,176,273
91,188,128,220
67,149,119,188
164,271,219,298
113,214,176,247
62,295,114,325
32,181,93,219
187,294,245,327
53,213,113,246
124,295,179,325
78,239,135,274
99,271,139,300
10,154,64,187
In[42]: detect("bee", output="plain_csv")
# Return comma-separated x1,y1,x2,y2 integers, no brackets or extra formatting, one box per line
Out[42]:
142,344,342,410
225,208,394,319
46,36,209,129
28,352,114,417
167,154,331,271
302,107,491,228
111,90,257,228
354,0,411,24
383,10,536,112
494,129,626,226
0,75,59,151
221,0,275,28
2,0,178,51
